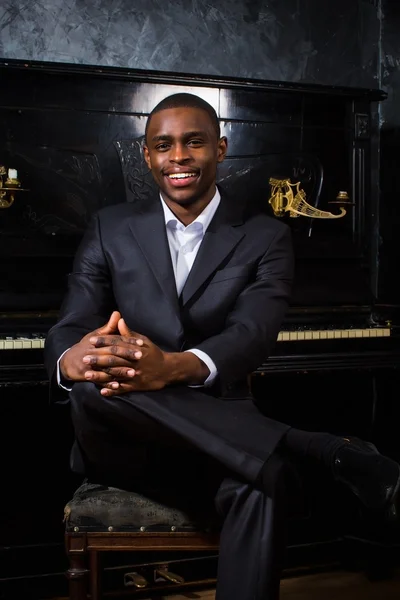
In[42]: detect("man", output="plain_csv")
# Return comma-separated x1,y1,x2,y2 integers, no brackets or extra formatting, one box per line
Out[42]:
44,93,400,600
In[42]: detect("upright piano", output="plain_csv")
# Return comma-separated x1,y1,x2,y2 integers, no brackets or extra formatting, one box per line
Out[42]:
1,59,400,596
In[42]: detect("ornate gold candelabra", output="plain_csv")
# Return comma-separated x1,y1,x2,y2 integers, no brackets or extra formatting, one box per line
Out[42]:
268,177,351,219
0,165,29,208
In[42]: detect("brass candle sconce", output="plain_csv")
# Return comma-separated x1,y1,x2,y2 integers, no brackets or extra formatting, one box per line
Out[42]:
0,165,29,208
268,177,352,219
329,190,353,207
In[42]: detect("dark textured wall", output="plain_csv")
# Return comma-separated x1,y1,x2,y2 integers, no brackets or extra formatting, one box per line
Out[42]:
381,0,400,126
377,0,400,302
0,0,380,87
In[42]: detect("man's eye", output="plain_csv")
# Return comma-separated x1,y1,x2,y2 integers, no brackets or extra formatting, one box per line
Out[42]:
156,143,170,151
188,139,203,147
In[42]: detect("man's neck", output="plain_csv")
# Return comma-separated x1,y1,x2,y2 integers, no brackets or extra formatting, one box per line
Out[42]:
161,187,218,226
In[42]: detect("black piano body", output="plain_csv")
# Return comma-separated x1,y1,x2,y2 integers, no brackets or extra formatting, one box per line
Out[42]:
1,59,400,595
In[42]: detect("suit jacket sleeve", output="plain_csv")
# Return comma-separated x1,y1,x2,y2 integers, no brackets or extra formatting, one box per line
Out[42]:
44,212,116,402
194,224,294,390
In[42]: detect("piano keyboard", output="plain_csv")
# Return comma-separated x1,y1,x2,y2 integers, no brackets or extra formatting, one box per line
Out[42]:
0,337,46,350
276,327,391,342
0,327,391,350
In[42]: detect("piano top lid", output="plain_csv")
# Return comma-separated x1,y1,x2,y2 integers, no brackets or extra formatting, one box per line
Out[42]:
0,58,388,102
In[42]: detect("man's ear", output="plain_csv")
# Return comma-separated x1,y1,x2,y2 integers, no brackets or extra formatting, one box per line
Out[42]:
143,144,151,169
217,136,228,163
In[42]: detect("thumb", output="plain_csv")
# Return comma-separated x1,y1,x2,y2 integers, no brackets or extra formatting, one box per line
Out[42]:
118,317,133,337
96,311,121,335
118,319,144,345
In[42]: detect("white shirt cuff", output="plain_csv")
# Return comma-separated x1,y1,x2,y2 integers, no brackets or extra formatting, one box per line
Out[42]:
57,348,74,391
184,349,218,387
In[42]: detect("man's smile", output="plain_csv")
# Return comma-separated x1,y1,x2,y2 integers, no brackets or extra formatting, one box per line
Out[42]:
164,171,199,187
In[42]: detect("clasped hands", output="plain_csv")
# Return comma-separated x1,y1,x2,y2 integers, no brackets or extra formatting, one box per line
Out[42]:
60,311,170,396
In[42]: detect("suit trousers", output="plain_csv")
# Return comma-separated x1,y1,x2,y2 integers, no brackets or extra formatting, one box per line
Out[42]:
69,382,292,600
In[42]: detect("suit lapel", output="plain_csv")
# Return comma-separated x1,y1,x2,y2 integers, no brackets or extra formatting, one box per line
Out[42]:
181,191,245,306
128,188,246,311
127,193,180,317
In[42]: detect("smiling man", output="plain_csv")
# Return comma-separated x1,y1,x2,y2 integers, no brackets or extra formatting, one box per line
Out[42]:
143,97,226,221
45,93,400,600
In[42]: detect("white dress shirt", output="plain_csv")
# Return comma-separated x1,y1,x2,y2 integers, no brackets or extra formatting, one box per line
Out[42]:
57,189,220,390
160,188,220,385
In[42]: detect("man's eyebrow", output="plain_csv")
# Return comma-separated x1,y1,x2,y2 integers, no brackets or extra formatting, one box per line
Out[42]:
183,130,205,138
151,134,173,142
151,130,206,143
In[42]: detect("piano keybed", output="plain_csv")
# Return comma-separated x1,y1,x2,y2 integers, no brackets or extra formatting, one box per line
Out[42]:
276,327,391,342
0,326,391,350
0,336,46,350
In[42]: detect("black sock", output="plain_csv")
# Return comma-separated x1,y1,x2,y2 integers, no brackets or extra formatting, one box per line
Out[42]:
282,428,345,468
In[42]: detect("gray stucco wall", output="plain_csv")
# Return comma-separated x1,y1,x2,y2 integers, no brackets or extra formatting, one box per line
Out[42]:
0,0,381,87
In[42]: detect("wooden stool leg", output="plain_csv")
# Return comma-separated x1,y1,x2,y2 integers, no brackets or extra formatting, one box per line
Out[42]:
66,553,88,600
89,550,102,600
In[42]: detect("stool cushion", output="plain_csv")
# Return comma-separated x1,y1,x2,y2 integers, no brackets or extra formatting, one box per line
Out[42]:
64,481,221,533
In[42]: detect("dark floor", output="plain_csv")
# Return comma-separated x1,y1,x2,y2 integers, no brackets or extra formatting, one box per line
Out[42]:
43,567,400,600
150,568,400,599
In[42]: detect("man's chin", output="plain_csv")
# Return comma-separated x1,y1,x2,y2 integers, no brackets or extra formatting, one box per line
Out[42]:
162,192,199,206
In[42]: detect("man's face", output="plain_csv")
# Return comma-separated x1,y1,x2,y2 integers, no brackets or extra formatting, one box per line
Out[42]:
143,106,227,209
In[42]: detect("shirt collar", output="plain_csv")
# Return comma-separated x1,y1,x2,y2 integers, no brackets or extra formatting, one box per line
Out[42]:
160,187,221,232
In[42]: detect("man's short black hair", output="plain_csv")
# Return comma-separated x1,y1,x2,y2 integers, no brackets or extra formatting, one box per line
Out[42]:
145,92,221,142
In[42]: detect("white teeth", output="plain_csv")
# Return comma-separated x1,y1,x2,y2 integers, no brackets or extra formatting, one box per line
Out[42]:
168,173,197,179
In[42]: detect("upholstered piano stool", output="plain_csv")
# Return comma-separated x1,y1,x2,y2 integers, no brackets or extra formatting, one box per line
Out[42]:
64,481,221,600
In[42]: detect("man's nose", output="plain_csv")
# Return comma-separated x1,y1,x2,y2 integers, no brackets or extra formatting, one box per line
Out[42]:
170,143,190,162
